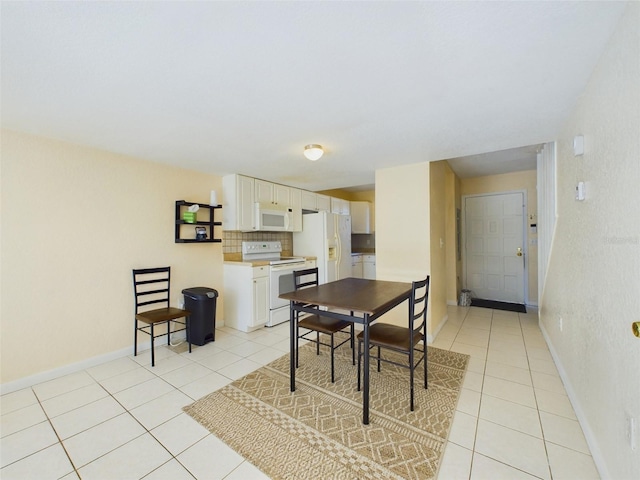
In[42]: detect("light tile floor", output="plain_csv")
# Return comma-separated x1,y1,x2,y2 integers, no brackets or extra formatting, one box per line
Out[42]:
1,306,599,479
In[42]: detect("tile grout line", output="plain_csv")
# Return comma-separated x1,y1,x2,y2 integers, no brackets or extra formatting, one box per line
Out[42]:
31,386,81,479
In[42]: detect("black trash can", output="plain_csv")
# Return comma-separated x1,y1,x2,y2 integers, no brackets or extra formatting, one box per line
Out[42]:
182,287,218,346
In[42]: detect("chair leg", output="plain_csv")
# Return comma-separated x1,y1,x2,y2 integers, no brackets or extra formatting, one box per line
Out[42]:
410,347,415,411
330,334,335,383
150,323,155,367
295,321,300,368
134,319,138,357
167,320,171,346
357,339,362,391
377,346,381,372
423,343,427,389
316,331,320,355
350,324,355,365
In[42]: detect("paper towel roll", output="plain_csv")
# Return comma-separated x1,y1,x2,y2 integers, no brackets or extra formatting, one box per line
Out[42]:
210,190,218,206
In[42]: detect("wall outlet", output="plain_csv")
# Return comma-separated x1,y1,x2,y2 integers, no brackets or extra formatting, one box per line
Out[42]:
626,413,637,450
559,316,563,332
178,301,185,309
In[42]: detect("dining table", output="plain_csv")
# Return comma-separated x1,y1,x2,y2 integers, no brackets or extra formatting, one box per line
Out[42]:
279,277,413,425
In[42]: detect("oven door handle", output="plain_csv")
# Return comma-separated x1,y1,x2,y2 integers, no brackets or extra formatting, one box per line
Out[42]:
270,262,306,271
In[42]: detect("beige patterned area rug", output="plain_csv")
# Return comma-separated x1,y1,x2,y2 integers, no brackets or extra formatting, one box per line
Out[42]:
184,335,469,480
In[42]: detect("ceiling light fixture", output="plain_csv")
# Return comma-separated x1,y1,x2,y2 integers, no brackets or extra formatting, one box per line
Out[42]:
304,144,324,161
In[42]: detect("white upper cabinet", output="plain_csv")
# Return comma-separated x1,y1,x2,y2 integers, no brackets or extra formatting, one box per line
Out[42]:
301,191,331,212
331,197,350,215
350,201,372,233
289,188,303,232
316,194,331,212
301,190,317,211
223,174,255,231
274,184,291,206
255,179,291,206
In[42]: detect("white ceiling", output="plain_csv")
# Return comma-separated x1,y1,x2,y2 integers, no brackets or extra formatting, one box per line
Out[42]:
0,1,627,191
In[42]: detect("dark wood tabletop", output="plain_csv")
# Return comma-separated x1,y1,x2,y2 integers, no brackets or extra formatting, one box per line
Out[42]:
281,276,413,425
279,277,411,316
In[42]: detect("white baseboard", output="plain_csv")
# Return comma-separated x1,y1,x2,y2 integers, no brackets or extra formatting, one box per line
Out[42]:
1,345,133,395
427,313,448,344
539,322,609,480
0,334,182,396
447,300,458,306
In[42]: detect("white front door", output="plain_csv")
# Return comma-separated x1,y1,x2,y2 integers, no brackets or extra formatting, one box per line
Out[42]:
465,192,525,303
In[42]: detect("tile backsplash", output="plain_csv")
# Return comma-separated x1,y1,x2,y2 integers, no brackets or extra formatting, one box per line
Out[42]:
223,231,293,254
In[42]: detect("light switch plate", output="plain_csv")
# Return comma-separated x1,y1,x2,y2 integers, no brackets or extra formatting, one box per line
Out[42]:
573,135,584,156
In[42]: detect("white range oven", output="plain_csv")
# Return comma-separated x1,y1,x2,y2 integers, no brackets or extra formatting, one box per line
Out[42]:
242,241,306,327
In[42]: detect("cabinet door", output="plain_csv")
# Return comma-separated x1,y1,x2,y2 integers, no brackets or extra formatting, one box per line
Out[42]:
223,174,255,231
255,179,274,204
363,256,376,280
252,275,269,327
341,199,351,215
237,175,256,231
290,188,303,232
316,194,331,212
351,259,363,278
331,197,349,215
273,184,290,206
301,190,317,210
350,201,371,233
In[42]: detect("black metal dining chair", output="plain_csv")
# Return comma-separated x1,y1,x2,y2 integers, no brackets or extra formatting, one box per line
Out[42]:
293,267,355,383
357,275,430,411
132,267,191,366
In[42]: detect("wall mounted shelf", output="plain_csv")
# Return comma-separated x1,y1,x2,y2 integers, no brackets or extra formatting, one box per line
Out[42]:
175,200,222,243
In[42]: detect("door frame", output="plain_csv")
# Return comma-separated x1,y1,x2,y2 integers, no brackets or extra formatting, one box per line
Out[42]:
461,189,529,305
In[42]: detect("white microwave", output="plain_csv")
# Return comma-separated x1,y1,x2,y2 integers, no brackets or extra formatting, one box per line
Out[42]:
255,202,293,231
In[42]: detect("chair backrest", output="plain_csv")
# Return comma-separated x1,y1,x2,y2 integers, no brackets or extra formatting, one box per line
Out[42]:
132,267,172,314
410,276,430,334
293,267,320,291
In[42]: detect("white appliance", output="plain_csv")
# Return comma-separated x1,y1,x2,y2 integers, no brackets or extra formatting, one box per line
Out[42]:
293,212,351,284
242,241,306,327
255,202,293,231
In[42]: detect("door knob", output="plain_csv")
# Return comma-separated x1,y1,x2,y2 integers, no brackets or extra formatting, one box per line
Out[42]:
516,247,523,257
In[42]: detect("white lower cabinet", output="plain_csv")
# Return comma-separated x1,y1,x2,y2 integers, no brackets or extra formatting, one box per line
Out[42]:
224,264,269,332
363,255,376,280
351,254,363,278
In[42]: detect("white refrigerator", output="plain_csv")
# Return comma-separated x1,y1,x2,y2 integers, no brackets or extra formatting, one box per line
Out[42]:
293,212,352,284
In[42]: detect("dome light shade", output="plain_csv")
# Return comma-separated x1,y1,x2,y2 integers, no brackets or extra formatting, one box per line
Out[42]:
304,144,324,161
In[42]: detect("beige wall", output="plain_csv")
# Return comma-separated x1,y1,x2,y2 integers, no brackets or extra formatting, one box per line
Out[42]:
374,162,433,332
540,4,640,479
461,169,539,305
444,164,461,305
1,130,225,387
428,161,448,334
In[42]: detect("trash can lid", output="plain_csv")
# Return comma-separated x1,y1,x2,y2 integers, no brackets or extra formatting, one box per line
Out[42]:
182,287,218,299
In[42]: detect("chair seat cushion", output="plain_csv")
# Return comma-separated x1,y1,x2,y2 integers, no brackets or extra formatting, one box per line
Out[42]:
136,307,190,324
299,314,351,335
357,323,423,351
